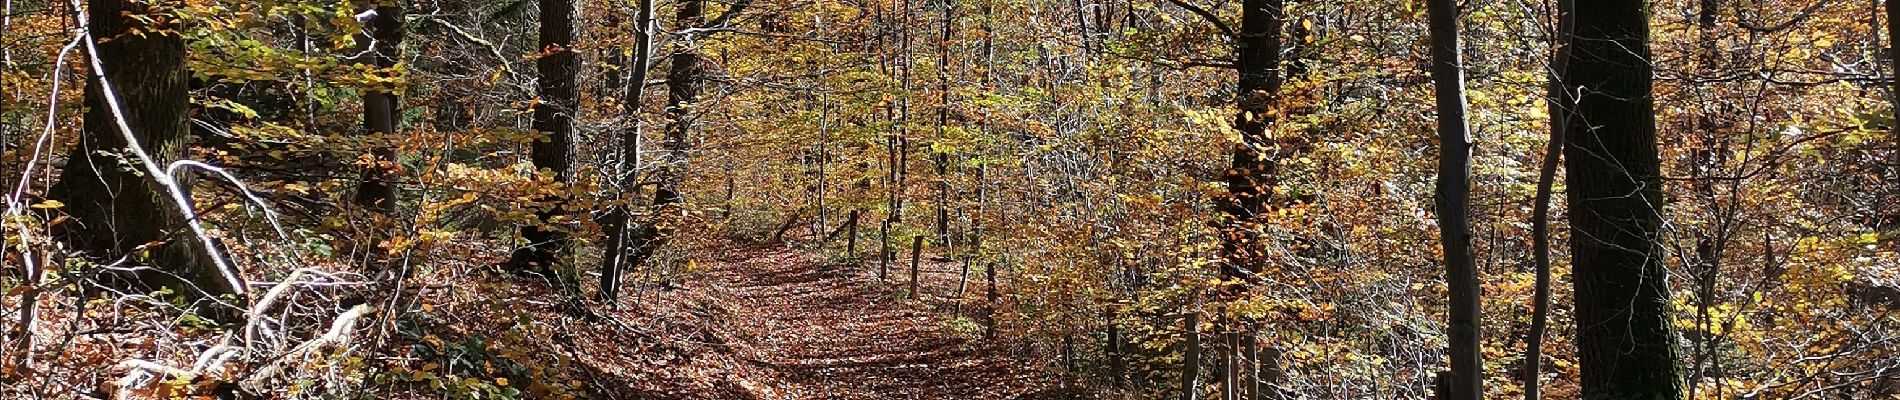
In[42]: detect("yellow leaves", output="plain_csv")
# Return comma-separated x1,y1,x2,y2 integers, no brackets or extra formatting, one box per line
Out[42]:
29,200,63,209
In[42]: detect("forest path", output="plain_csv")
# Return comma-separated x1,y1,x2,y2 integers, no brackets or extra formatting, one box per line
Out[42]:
694,243,1062,399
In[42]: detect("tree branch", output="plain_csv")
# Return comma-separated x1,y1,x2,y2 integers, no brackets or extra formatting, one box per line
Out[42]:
1162,0,1236,40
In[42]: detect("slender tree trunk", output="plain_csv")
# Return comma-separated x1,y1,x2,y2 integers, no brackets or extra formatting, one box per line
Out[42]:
1889,0,1899,141
816,34,831,239
846,209,861,259
1180,307,1201,400
618,0,709,286
509,0,580,280
599,0,658,304
1563,1,1683,398
1108,308,1126,388
984,260,997,339
351,0,404,214
1222,326,1237,400
880,220,892,279
1240,322,1257,399
1426,0,1481,397
909,235,923,296
49,0,229,297
1524,1,1570,398
934,0,954,248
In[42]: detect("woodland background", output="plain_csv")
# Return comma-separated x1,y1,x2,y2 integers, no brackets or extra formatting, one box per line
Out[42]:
0,0,1897,398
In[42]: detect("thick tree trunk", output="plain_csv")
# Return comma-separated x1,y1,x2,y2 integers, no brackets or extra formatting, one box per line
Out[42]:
844,209,861,258
509,0,580,279
1218,0,1285,278
1426,0,1481,398
1562,1,1683,398
49,0,229,297
1206,0,1285,398
351,1,404,214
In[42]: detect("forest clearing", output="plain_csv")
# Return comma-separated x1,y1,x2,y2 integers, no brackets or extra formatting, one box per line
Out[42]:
2,0,1899,398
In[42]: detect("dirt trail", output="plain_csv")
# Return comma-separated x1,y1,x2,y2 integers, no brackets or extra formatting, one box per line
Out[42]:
553,242,1064,399
695,245,1061,399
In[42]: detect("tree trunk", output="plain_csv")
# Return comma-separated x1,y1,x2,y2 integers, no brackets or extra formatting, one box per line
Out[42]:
1243,323,1259,399
1563,1,1683,398
934,0,954,248
880,220,892,279
845,209,861,259
598,0,657,305
1205,0,1286,397
351,0,404,214
617,0,707,288
508,0,580,279
984,260,997,339
1180,308,1201,400
1426,0,1481,397
1889,0,1899,142
1108,308,1126,388
49,0,230,297
1525,1,1570,398
909,235,923,297
1217,0,1285,283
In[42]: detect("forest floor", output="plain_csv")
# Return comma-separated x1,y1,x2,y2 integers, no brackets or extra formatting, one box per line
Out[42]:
440,240,1068,399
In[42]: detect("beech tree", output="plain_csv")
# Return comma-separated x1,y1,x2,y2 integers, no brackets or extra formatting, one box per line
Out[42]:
509,0,579,274
350,0,404,215
48,0,233,297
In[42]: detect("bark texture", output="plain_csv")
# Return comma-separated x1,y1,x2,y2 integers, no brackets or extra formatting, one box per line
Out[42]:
1562,1,1683,398
509,0,580,274
351,0,405,214
50,0,227,296
1426,0,1481,397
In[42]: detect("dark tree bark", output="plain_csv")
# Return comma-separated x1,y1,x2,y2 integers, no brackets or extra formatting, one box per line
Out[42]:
933,0,954,248
1525,2,1571,399
879,220,892,279
1562,1,1683,398
1217,0,1281,282
1208,0,1285,397
1889,0,1899,141
844,209,861,258
599,0,658,305
1179,308,1201,400
50,0,233,297
508,0,580,277
1108,308,1126,388
351,0,405,214
908,235,923,296
984,260,997,339
1426,0,1480,397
